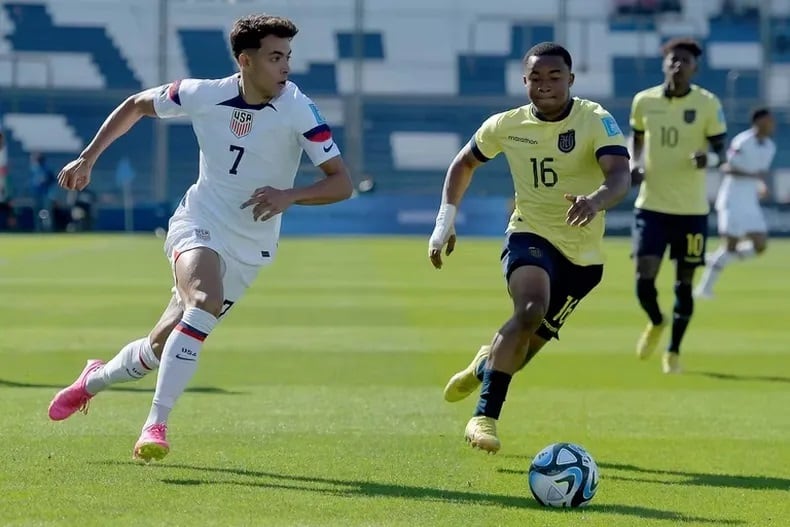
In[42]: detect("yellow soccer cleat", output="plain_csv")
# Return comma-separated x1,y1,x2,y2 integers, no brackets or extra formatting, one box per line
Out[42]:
464,416,501,454
636,319,666,360
443,345,490,403
662,352,682,374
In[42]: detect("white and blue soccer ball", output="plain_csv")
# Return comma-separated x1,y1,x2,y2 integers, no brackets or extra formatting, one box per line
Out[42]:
528,442,599,508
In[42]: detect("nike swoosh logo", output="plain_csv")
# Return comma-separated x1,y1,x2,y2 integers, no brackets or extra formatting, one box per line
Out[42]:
323,142,334,153
175,354,197,361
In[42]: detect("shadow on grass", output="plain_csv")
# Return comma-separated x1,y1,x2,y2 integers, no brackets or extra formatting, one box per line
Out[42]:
99,461,743,524
0,378,241,395
498,459,790,492
686,370,790,384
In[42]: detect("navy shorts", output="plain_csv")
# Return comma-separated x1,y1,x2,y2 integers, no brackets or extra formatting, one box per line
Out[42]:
632,208,708,267
500,232,604,340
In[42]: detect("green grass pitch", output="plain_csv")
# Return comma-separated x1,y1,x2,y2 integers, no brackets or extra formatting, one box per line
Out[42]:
0,234,788,526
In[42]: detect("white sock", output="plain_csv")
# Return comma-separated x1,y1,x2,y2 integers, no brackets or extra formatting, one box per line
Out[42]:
85,337,160,394
143,307,217,429
698,247,732,293
736,240,756,260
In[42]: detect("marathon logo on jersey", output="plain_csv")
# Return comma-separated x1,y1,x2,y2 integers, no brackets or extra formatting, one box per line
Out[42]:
230,109,254,138
557,129,575,153
684,109,696,124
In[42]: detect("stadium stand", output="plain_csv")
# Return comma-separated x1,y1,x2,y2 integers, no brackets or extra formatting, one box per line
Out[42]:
0,0,787,206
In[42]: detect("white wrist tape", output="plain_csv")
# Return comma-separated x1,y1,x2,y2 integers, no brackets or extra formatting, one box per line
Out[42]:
706,152,720,168
429,203,457,249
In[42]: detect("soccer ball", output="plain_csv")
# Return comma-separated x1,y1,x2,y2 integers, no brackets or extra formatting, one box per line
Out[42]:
528,442,599,508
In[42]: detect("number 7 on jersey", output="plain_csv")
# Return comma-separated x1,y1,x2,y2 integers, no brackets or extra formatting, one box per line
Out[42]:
228,144,245,175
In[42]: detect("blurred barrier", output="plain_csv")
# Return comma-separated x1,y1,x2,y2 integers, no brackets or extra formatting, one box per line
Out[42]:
5,196,790,237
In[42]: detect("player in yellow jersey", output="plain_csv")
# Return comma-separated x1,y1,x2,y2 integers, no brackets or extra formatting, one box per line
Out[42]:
428,42,631,453
629,38,727,374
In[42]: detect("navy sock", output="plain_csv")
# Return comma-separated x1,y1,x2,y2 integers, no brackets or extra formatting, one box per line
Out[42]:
473,369,512,419
636,278,664,325
669,282,693,353
474,357,486,381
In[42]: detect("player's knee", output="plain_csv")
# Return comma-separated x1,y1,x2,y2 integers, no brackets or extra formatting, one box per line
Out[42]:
513,299,548,333
186,291,224,317
636,277,657,300
673,282,693,316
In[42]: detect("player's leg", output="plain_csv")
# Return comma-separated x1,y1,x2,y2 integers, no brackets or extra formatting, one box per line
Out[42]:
695,234,738,299
88,296,182,391
134,247,223,462
134,246,257,462
46,296,181,422
664,214,708,374
633,209,668,359
743,231,767,257
695,206,743,298
464,233,554,453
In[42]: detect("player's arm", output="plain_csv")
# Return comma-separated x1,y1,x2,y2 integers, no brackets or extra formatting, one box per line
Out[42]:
565,154,631,227
241,156,352,221
566,112,631,227
429,114,500,268
628,94,646,185
288,156,353,205
57,88,158,191
692,132,727,169
80,89,158,165
693,98,728,169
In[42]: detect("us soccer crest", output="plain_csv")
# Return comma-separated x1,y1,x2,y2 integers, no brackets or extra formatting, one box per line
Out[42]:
684,109,696,124
558,129,575,153
230,109,254,138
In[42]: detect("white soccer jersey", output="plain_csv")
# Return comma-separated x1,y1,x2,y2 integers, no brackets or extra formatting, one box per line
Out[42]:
153,75,340,265
715,128,775,211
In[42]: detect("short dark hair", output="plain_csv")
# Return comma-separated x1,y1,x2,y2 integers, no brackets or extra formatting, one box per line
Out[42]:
662,37,703,58
751,106,771,122
230,14,298,59
523,42,572,70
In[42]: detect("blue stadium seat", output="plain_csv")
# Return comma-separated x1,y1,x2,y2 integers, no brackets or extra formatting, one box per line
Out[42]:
510,24,555,59
3,3,140,89
336,32,384,59
179,29,235,79
458,55,507,95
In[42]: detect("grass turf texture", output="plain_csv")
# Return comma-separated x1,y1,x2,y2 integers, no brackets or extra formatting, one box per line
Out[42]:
1,234,788,526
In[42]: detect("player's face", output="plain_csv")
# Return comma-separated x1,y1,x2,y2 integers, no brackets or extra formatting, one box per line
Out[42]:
756,114,775,136
239,35,292,98
523,55,574,117
662,48,696,85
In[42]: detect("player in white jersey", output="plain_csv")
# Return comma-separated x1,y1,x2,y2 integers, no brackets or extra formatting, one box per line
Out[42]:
47,15,353,462
695,108,776,299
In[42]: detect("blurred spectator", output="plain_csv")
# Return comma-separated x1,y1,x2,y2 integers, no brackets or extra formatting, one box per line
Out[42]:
66,188,96,232
29,152,58,232
0,128,15,230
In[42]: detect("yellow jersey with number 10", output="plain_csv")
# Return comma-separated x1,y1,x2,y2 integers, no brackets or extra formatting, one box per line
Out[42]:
472,97,629,266
630,84,727,215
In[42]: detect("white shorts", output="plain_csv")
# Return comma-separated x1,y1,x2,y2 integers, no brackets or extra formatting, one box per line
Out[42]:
164,217,269,317
716,205,767,238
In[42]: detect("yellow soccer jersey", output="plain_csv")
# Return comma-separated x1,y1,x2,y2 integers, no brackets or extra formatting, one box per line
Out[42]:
630,84,727,215
472,98,629,266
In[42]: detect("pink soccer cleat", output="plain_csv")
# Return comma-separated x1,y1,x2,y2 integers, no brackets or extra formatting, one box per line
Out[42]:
47,359,105,421
133,424,170,463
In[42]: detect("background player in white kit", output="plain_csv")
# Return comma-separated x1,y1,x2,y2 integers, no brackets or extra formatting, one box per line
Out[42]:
47,15,353,462
695,108,776,299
